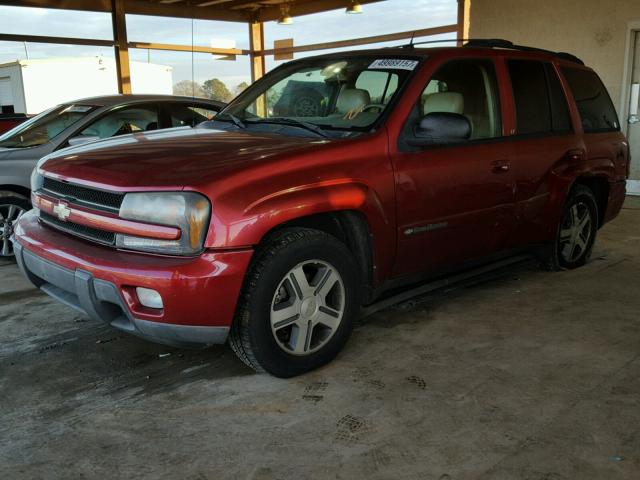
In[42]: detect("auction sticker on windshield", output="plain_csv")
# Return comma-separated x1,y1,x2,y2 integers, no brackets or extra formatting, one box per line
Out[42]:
369,59,419,70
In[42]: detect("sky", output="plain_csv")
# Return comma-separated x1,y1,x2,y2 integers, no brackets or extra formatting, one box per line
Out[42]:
0,0,457,90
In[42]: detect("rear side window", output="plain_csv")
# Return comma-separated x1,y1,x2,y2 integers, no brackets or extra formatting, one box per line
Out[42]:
507,60,571,135
561,67,620,132
508,60,551,134
544,64,572,132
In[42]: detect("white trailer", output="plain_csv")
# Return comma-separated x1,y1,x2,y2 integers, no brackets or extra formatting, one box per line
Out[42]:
0,57,173,115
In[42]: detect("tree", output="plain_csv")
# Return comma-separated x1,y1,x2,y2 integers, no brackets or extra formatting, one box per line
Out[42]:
234,81,250,96
173,80,206,98
203,78,232,102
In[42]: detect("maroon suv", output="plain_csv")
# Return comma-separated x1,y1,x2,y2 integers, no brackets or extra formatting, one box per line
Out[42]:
14,40,628,377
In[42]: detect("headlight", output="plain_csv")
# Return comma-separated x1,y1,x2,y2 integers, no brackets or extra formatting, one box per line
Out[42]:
30,168,43,191
115,192,211,256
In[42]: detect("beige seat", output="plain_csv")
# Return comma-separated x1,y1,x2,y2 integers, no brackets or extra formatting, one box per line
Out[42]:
335,88,371,115
422,92,464,115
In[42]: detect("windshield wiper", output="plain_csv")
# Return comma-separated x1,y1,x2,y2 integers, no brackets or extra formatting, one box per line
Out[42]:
216,112,246,129
247,118,329,138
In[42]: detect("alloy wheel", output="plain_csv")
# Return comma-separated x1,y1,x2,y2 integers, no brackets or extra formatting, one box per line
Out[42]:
270,260,345,356
559,202,592,263
0,203,26,257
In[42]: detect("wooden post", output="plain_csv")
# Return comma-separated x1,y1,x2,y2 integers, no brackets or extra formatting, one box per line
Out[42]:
457,0,464,45
112,0,131,94
249,20,266,116
457,0,469,45
249,21,265,82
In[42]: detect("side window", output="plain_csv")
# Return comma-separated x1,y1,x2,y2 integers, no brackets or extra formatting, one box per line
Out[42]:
355,71,399,104
419,59,501,140
78,105,159,139
507,60,551,134
545,64,572,132
167,103,214,127
561,67,620,132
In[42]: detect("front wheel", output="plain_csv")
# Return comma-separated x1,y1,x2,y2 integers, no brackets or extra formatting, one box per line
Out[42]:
544,185,598,270
229,228,360,377
0,196,30,258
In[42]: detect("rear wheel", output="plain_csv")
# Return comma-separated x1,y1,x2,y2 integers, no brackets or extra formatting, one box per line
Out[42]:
0,197,30,258
229,228,360,377
543,185,598,270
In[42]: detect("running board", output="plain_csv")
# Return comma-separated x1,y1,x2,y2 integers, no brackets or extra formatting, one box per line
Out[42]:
361,254,534,318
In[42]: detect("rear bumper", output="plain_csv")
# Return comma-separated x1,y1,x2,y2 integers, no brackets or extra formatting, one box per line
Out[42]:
14,210,253,347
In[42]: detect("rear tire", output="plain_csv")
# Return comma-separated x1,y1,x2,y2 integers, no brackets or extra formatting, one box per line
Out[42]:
229,228,360,377
542,184,598,271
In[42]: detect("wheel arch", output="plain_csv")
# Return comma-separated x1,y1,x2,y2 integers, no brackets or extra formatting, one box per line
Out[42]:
0,185,31,201
256,210,376,305
569,175,609,228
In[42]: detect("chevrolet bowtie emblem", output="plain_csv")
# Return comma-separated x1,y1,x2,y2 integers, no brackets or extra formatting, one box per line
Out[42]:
53,202,71,222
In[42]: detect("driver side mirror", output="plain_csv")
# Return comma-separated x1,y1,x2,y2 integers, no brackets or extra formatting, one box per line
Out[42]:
67,135,100,147
409,112,471,146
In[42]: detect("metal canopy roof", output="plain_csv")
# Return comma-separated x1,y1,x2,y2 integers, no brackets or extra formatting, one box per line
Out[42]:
0,0,387,22
0,0,464,93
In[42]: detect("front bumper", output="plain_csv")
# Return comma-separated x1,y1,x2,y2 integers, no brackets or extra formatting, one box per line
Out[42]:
14,210,253,347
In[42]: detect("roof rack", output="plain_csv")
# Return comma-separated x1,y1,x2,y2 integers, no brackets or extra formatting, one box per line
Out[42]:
398,38,584,65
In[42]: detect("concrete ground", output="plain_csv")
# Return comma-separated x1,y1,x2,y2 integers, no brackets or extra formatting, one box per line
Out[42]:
1,197,639,480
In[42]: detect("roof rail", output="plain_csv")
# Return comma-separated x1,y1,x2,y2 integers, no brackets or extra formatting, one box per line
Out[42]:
463,39,584,64
396,38,584,65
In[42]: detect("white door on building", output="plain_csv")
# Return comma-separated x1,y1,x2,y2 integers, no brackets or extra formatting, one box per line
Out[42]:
0,77,14,112
627,31,640,195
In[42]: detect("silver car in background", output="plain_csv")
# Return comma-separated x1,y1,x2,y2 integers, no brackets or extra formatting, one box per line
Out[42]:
0,94,224,257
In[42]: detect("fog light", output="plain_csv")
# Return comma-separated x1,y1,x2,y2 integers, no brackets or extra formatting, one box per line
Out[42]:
136,287,163,309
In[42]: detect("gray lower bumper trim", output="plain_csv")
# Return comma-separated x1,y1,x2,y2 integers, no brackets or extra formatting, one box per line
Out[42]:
14,242,229,347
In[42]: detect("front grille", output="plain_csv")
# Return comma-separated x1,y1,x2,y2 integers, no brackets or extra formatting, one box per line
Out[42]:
40,212,116,246
42,177,124,212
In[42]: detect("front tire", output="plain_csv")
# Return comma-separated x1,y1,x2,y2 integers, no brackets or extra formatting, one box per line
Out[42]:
229,228,360,377
543,184,598,271
0,196,30,258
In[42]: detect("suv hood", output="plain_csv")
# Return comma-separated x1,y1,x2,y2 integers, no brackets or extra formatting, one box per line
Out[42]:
39,127,333,191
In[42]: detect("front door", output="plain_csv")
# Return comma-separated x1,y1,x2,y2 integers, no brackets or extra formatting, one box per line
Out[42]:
627,30,640,195
392,57,515,277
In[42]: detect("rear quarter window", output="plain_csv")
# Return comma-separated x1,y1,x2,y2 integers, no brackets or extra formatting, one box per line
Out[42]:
561,67,620,133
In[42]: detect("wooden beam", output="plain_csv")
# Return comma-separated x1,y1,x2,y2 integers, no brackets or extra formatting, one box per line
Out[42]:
256,0,386,22
0,32,113,47
128,41,249,56
262,24,458,56
111,0,131,94
0,0,248,22
249,21,265,81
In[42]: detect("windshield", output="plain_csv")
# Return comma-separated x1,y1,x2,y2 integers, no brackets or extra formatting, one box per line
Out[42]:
219,56,420,136
0,104,97,148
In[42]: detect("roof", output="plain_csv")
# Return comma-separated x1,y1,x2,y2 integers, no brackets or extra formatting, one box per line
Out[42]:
0,0,387,23
64,94,225,108
287,43,585,66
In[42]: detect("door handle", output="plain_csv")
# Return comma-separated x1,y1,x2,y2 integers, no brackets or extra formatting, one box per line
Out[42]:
491,160,510,173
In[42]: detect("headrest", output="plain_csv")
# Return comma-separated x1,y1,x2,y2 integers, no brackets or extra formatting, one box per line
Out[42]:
423,92,464,115
336,88,371,114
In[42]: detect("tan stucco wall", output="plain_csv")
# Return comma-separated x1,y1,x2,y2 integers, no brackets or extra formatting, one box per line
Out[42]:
468,0,640,113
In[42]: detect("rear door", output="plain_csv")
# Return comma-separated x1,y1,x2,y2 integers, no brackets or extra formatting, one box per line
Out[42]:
392,57,515,277
502,58,583,246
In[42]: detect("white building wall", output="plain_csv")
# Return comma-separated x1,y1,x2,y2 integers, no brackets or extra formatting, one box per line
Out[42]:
0,57,173,114
0,63,27,114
